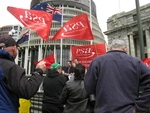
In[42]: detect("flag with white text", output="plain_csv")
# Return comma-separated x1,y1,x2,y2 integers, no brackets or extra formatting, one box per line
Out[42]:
72,44,106,68
52,13,94,41
7,6,53,41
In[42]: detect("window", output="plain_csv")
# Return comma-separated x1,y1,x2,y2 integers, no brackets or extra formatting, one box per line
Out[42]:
14,26,19,30
133,14,137,21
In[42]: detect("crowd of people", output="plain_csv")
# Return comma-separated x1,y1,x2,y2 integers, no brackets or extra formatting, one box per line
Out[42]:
0,36,150,113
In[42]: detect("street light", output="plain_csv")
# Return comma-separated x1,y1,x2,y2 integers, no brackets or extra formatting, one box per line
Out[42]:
8,29,16,36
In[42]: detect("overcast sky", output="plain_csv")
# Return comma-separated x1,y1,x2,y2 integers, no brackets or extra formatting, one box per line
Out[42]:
0,0,150,36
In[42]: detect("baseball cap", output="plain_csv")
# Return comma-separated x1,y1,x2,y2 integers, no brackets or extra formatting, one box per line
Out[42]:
0,36,19,48
50,63,61,70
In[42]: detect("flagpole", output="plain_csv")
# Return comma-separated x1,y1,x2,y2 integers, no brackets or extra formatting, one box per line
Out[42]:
60,5,64,66
89,0,93,44
44,41,47,58
54,45,57,62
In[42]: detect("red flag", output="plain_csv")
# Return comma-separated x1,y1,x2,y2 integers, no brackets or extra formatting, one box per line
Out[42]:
142,58,150,67
7,6,53,41
34,54,55,68
72,43,106,68
52,13,94,40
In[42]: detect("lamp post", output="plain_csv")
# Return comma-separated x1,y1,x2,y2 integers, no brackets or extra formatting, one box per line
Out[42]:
135,0,145,59
8,29,16,36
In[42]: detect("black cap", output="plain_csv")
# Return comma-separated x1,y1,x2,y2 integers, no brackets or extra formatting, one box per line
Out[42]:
0,36,19,48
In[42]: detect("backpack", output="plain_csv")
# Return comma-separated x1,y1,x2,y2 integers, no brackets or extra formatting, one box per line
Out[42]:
0,67,17,113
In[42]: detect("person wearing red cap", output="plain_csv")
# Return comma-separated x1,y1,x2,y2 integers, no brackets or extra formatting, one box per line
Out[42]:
0,36,46,113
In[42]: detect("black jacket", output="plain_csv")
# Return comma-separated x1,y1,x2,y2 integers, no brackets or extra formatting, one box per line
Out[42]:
85,50,150,113
60,80,93,113
42,69,67,110
0,50,44,113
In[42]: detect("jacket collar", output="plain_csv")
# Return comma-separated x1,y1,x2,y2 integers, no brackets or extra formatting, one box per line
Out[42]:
107,50,127,54
0,50,14,62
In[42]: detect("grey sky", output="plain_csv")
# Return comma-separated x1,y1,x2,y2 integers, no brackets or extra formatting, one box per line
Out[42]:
0,0,149,36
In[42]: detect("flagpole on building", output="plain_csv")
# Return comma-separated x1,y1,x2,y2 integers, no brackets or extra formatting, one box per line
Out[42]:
89,0,93,44
60,5,64,66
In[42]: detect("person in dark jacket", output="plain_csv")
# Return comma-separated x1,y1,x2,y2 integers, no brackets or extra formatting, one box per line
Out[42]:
84,39,150,113
63,60,75,80
73,58,83,68
60,64,94,113
0,36,46,113
42,62,67,113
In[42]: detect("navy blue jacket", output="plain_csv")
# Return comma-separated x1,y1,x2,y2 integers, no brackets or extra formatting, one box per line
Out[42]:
84,50,150,113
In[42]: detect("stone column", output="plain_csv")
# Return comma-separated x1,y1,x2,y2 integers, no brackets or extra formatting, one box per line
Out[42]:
28,50,32,75
20,52,23,67
15,50,19,64
124,36,129,54
38,45,42,61
145,29,150,57
24,47,29,73
129,33,135,57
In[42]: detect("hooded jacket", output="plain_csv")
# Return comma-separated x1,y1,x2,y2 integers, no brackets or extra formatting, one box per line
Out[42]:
42,69,67,110
0,50,44,113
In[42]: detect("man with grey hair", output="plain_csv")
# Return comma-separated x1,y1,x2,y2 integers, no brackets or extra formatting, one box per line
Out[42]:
84,39,150,113
110,39,127,50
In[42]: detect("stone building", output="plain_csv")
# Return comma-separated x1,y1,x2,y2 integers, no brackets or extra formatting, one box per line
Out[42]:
17,0,105,74
104,3,150,58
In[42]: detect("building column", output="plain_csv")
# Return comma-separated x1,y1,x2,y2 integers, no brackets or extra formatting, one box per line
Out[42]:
28,50,32,75
38,45,42,61
145,29,150,57
24,47,29,73
124,36,129,54
129,33,135,57
15,50,19,64
20,52,23,67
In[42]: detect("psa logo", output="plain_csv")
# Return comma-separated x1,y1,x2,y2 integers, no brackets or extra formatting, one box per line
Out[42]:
75,48,95,59
20,10,46,28
61,22,86,37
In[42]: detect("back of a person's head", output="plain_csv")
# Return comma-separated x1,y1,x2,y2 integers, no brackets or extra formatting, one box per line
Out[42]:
74,65,85,80
110,39,126,50
110,39,127,51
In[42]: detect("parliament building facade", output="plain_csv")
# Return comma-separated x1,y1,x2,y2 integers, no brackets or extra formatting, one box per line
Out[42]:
104,3,150,58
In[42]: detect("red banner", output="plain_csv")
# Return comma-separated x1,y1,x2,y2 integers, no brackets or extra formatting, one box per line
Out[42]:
142,58,150,67
52,13,94,41
7,6,53,41
34,54,55,69
72,44,106,68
